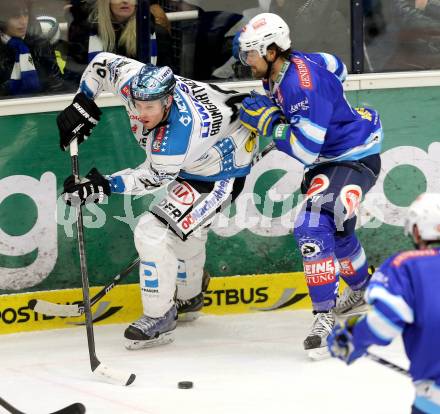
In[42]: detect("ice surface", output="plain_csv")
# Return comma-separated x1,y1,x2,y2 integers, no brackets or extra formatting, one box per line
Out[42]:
0,310,413,414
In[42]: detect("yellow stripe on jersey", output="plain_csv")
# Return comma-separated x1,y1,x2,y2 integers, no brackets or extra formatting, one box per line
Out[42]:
290,131,298,144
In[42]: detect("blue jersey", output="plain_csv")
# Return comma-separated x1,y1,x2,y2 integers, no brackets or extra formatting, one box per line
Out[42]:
266,52,383,167
353,248,440,386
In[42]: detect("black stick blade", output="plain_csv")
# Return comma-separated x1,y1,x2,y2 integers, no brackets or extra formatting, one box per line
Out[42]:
50,402,86,414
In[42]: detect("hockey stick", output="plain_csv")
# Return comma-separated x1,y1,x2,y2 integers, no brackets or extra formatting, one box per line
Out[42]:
69,139,135,386
30,138,277,318
251,139,276,166
365,351,410,377
29,257,140,317
0,396,85,414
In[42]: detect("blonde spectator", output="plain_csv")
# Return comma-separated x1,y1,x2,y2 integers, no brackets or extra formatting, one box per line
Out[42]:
88,0,157,62
65,0,158,82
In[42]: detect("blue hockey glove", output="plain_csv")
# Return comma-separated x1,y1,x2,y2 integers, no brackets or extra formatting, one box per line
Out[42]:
239,93,284,137
327,315,367,365
63,167,111,207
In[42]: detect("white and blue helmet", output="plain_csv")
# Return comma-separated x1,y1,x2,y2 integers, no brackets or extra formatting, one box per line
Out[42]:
238,13,291,65
130,65,176,102
404,193,440,241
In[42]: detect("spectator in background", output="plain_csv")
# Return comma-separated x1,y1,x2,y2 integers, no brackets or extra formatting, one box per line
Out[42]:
65,0,172,83
269,0,350,65
211,0,270,80
365,0,440,72
214,0,350,80
387,0,440,70
0,0,65,96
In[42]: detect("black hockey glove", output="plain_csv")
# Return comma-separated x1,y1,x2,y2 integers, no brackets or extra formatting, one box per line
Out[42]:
63,168,111,206
57,92,102,151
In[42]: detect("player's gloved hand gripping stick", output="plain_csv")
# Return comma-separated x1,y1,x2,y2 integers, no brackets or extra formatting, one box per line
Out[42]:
65,139,135,386
240,92,284,137
57,92,102,151
328,315,410,376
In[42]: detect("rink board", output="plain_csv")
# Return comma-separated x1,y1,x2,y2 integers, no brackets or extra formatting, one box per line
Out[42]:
0,271,315,334
3,85,440,293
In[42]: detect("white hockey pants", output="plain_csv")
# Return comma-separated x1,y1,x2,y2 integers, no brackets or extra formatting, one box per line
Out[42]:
134,212,208,318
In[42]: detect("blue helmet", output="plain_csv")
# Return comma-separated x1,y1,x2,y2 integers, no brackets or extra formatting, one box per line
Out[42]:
130,65,176,101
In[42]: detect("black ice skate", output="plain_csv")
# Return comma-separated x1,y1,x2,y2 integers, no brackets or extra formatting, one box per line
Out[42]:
304,311,335,360
176,292,204,322
124,306,177,350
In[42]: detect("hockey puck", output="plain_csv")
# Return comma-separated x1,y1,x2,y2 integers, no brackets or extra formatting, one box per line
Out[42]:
177,381,193,389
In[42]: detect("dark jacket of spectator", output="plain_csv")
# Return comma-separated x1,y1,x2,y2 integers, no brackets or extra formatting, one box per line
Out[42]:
0,33,65,96
0,0,65,97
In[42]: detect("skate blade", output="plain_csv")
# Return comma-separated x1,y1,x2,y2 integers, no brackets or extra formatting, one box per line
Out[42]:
307,347,331,361
125,331,174,350
177,311,201,323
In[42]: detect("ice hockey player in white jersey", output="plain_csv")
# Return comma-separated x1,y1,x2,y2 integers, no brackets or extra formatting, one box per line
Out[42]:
328,192,440,414
57,52,257,349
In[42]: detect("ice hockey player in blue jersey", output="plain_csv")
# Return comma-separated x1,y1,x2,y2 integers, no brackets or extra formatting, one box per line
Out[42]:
328,192,440,414
56,53,257,349
236,13,383,358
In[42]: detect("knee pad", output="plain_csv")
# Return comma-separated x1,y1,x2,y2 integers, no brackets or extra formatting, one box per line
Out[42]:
134,212,172,254
294,209,336,259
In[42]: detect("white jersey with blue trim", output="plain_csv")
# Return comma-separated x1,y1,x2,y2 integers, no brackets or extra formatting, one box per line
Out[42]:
78,52,255,194
265,51,383,168
352,248,440,389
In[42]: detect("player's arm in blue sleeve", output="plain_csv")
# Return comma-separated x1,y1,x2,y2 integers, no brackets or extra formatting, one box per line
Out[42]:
351,257,415,349
328,255,415,364
271,89,332,166
305,52,348,83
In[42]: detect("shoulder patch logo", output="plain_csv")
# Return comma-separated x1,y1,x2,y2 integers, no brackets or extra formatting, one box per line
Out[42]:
292,57,313,90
